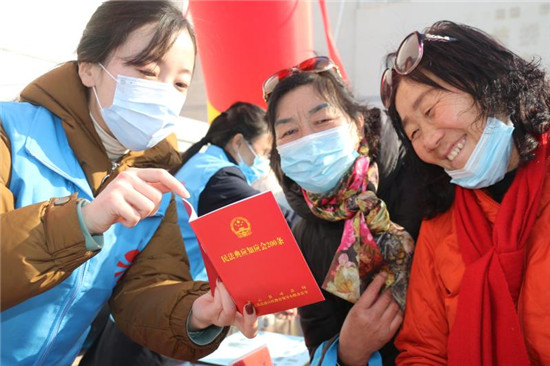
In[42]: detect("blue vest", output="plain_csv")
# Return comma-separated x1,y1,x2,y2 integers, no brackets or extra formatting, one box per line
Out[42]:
174,145,236,281
311,337,382,366
1,102,170,366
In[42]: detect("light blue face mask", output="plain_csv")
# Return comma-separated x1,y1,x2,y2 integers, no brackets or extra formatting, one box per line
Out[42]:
238,141,271,184
277,124,359,193
445,116,515,189
93,63,186,151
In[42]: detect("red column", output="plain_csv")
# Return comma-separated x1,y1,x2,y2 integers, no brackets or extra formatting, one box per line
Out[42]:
189,0,314,121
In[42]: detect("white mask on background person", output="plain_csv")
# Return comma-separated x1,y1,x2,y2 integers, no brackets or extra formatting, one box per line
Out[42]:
445,116,515,189
92,63,186,151
237,140,271,184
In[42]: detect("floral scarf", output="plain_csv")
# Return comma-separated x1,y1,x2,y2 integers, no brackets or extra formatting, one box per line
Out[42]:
302,142,414,309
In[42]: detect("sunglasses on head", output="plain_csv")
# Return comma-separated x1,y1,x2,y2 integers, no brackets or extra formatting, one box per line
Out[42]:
380,31,457,109
262,56,342,102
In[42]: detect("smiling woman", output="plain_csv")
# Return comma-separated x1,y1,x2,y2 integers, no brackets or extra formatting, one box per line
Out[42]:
263,57,423,366
394,79,516,174
383,21,550,366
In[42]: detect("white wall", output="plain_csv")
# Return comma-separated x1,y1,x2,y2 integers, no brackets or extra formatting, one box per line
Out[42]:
2,1,549,117
175,116,209,151
313,1,550,106
0,1,104,100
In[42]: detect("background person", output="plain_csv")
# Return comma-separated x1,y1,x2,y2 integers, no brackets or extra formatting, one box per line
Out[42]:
381,20,550,365
264,56,422,366
176,101,284,281
0,2,256,365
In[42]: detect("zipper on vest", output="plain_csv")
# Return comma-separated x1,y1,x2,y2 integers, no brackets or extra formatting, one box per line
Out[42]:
35,262,88,366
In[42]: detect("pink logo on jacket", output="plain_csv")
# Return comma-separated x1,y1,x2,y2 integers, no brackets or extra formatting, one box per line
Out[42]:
114,250,140,280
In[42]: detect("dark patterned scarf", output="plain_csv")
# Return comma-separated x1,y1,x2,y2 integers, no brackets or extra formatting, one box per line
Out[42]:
302,141,414,309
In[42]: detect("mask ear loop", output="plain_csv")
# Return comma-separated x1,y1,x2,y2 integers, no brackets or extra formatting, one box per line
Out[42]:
245,140,259,159
92,63,118,111
246,140,270,171
91,87,104,110
98,63,118,81
236,151,244,165
237,140,256,167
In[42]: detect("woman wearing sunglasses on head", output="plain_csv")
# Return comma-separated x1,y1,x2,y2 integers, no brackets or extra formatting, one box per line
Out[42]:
381,21,550,366
263,56,422,365
1,2,257,365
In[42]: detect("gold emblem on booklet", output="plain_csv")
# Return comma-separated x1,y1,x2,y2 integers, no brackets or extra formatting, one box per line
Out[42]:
230,217,252,238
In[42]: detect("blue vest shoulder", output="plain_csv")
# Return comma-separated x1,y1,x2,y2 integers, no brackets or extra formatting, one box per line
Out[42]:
174,145,235,280
1,101,93,204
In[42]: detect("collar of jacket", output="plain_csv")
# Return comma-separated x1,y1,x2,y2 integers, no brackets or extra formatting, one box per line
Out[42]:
19,61,182,195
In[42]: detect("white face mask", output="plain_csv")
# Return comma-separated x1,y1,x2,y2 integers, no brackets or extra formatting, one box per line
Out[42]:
92,63,186,151
445,116,515,189
277,125,359,193
237,140,271,184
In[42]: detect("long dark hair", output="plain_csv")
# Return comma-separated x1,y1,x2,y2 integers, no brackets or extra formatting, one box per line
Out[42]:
385,20,550,218
77,0,196,67
181,102,268,165
265,70,382,184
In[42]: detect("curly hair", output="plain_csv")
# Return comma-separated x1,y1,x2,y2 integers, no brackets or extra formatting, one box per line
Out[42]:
265,70,382,185
385,20,550,218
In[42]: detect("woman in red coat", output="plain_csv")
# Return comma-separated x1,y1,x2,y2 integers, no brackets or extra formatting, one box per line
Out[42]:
381,21,550,365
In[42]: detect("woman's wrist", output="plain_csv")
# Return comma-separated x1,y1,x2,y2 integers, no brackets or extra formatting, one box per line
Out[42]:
186,310,224,345
188,306,212,331
337,355,372,366
337,340,373,366
76,199,104,251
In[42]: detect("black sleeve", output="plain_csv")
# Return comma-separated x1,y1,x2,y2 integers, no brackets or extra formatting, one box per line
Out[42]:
375,113,403,184
197,167,260,215
198,167,298,228
375,115,422,240
281,205,299,228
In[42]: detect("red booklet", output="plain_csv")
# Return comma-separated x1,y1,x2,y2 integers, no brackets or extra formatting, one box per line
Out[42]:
182,191,324,316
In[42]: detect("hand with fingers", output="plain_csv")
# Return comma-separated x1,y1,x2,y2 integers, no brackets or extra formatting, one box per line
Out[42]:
82,167,190,234
190,280,258,339
338,272,403,366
